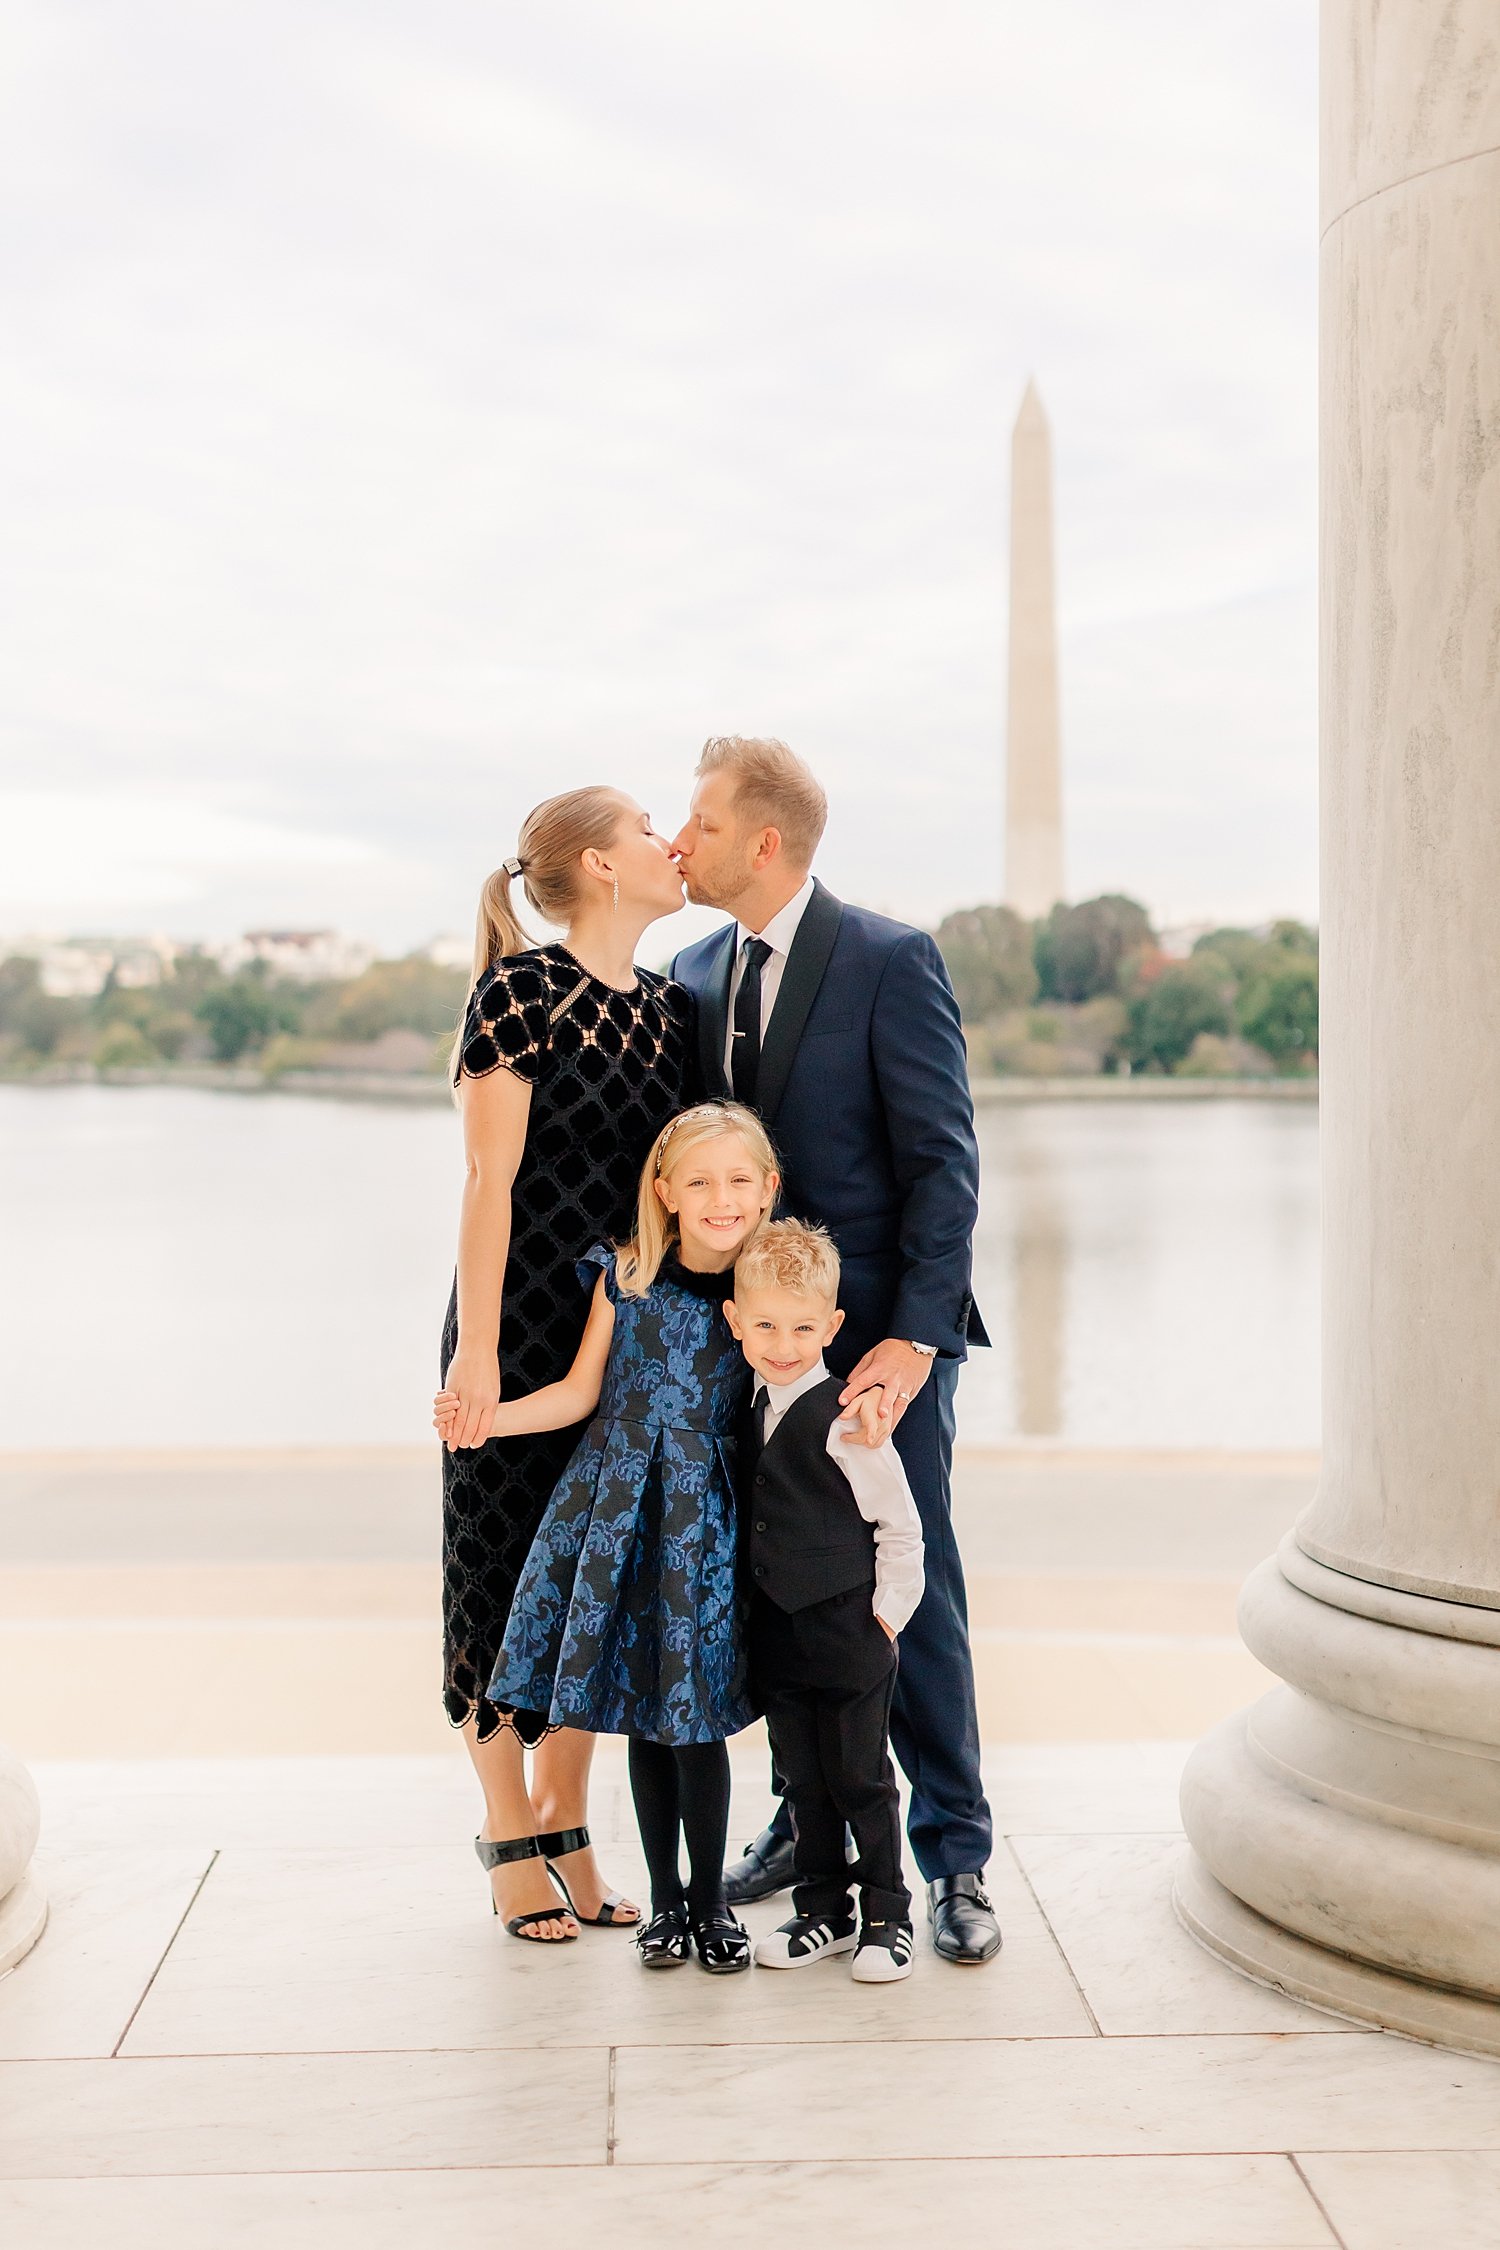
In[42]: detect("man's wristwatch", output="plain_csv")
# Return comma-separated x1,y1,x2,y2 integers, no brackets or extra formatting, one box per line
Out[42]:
908,1341,939,1358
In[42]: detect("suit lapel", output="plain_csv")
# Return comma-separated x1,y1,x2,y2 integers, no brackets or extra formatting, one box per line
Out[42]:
696,924,736,1098
756,880,844,1126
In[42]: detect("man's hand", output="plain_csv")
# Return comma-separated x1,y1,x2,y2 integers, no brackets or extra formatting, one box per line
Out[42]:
839,1339,936,1433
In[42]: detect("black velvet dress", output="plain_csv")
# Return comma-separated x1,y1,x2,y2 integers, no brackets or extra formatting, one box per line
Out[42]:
441,944,694,1742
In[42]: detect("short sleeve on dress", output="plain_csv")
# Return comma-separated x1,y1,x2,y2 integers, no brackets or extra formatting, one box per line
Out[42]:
575,1242,620,1302
455,960,552,1085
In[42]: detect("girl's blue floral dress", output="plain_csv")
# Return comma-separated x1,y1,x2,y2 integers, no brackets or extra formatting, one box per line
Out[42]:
487,1246,755,1746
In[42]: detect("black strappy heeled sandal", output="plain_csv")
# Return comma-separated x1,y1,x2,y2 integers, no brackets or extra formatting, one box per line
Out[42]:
635,1903,692,1968
474,1835,579,1943
689,1905,751,1974
535,1825,638,1928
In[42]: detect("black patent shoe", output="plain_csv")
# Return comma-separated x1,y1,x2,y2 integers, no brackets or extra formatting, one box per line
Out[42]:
689,1905,752,1974
723,1827,798,1905
927,1873,1004,1964
635,1904,692,1969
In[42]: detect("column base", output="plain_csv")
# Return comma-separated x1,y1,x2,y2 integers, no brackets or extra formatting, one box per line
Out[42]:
0,1868,46,1976
1177,1544,1500,2059
1175,1843,1500,2059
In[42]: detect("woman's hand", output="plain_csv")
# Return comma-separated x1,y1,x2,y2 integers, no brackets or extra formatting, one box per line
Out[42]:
444,1348,500,1450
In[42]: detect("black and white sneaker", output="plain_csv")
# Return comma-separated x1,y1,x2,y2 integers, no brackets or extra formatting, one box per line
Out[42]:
753,1912,858,1969
851,1920,915,1983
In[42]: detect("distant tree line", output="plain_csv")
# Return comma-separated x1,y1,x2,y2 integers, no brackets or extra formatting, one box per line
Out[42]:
0,951,468,1077
0,896,1318,1085
935,896,1318,1078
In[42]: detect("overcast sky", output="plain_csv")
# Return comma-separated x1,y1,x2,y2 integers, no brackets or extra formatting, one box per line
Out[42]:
1,0,1317,955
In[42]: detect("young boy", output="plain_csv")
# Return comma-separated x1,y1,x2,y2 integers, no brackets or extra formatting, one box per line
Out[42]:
725,1220,924,1984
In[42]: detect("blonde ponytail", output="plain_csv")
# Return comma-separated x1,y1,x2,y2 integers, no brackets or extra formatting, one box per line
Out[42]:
471,865,530,983
449,785,631,1087
616,1102,779,1296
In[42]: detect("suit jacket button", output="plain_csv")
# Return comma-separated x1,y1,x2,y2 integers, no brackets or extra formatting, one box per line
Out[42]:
753,1565,765,1579
755,1520,767,1533
754,1473,766,1486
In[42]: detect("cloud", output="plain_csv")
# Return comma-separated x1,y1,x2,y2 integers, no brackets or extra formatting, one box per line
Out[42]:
0,792,387,924
0,0,1318,945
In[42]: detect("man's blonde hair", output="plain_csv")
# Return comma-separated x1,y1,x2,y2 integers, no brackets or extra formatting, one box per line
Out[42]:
734,1219,841,1304
696,736,828,869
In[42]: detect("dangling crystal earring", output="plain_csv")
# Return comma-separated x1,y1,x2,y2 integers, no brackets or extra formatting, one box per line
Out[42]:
612,875,620,915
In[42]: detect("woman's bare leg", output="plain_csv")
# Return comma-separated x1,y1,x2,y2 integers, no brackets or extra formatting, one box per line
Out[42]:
531,1727,639,1923
464,1718,576,1940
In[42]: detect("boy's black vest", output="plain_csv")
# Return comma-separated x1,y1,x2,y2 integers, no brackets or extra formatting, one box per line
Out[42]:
743,1374,877,1613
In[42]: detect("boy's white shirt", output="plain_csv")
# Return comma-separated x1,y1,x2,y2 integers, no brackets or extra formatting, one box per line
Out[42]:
753,1357,925,1635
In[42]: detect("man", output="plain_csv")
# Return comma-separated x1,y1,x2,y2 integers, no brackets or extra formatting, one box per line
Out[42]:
669,735,1001,1965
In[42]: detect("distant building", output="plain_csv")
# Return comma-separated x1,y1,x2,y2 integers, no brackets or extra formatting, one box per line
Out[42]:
1157,923,1214,961
0,932,178,997
216,930,377,983
422,935,474,972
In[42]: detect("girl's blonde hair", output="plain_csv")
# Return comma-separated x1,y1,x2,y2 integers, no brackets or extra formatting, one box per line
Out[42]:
617,1102,779,1297
449,785,630,1084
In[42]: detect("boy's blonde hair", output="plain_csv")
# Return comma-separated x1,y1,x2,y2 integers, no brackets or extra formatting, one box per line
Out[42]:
733,1219,841,1304
616,1101,779,1297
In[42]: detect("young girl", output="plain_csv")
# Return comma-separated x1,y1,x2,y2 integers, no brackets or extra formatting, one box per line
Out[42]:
435,1100,776,1974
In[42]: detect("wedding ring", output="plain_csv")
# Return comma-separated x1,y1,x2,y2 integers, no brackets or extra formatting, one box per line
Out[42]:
896,1388,913,1400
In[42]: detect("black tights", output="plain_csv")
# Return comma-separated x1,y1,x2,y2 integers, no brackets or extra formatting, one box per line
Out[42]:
627,1737,732,1918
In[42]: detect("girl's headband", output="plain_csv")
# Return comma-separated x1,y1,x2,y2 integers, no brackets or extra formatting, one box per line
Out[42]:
654,1101,740,1174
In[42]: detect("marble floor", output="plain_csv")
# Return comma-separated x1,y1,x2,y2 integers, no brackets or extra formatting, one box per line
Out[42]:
0,1446,1301,1755
3,1742,1498,2248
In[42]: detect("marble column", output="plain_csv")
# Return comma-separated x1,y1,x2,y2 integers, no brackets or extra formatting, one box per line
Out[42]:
1004,380,1065,920
0,1745,45,1974
1176,0,1500,2053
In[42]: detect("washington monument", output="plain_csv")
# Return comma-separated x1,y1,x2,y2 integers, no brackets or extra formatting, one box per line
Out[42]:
1004,380,1065,919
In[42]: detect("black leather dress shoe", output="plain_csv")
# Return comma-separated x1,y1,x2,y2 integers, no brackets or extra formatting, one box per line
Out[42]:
723,1827,798,1905
927,1873,1004,1964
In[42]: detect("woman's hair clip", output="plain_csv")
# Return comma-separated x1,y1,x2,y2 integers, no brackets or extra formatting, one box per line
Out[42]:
502,856,523,878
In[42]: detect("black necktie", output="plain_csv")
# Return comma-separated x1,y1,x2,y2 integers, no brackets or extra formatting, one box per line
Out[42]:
731,936,773,1107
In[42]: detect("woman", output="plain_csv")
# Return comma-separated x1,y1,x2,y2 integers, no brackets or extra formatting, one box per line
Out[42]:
441,784,692,1941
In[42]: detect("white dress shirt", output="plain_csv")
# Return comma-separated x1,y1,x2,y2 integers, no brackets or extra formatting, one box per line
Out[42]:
753,1357,926,1635
723,874,817,1082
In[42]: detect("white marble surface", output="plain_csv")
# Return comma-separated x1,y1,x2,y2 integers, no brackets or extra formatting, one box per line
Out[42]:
0,2048,607,2178
0,1745,41,1900
1010,1832,1350,2034
117,1840,1093,2054
1,1751,1496,2248
0,1848,212,2059
27,1741,1194,1848
1298,2152,1500,2250
612,2033,1500,2165
1180,0,1500,2039
0,2156,1340,2249
0,1871,47,1980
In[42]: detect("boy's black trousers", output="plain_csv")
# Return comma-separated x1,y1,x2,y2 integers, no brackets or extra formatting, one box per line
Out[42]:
748,1585,909,1925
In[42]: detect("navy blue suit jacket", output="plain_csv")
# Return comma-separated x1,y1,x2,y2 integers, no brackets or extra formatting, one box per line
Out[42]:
670,881,987,1370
